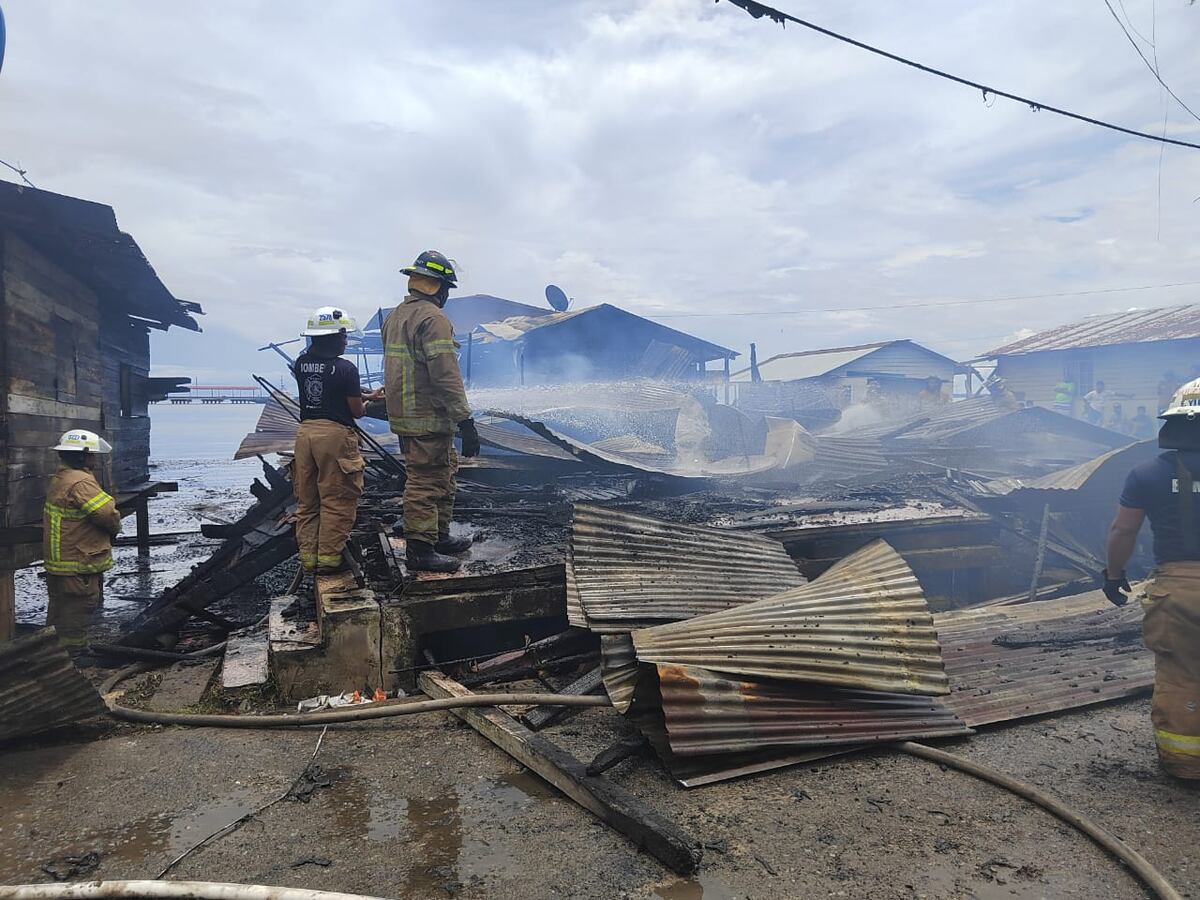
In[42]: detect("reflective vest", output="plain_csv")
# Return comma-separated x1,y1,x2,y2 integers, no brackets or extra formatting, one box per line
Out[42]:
42,466,121,575
381,294,472,436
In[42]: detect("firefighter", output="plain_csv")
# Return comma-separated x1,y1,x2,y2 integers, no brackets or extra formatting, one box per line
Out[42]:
43,429,121,647
381,250,480,573
293,307,379,574
1104,376,1200,778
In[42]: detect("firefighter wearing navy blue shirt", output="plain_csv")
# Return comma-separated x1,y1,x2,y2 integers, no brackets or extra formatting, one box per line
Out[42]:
1105,377,1200,779
292,307,380,574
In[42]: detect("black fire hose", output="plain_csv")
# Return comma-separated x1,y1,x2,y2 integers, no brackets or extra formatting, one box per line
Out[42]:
898,741,1182,900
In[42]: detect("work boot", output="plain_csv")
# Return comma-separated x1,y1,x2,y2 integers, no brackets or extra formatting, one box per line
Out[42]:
406,539,462,573
435,532,473,555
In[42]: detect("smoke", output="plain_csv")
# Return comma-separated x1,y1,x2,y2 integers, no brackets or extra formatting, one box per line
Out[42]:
827,402,887,435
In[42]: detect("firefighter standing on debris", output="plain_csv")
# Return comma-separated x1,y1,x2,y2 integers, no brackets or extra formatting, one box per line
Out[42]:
43,430,121,648
1105,376,1200,779
292,307,380,575
380,250,480,573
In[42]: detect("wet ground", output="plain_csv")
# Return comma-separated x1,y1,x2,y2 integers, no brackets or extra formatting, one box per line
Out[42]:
1,694,1196,899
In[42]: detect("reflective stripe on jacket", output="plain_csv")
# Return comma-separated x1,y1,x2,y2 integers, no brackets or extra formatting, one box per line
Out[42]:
381,294,472,436
42,466,121,575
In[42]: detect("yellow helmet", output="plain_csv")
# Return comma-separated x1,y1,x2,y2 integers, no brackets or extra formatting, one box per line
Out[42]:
52,429,113,453
301,306,360,337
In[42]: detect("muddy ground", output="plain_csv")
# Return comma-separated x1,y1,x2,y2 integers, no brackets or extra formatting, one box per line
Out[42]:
1,693,1195,899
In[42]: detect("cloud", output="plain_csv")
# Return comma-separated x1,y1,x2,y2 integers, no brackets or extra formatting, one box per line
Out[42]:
1,0,1199,378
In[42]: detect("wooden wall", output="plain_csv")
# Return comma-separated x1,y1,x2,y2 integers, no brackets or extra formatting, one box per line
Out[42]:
0,231,154,569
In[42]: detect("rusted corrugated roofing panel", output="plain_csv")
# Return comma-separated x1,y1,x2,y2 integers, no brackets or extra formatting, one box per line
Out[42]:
0,629,106,741
599,633,639,713
632,540,950,696
639,663,968,757
935,590,1153,727
569,504,805,633
987,303,1200,356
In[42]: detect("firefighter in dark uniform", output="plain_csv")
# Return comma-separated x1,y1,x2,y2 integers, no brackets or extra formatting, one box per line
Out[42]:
1105,376,1200,778
381,250,480,573
292,307,380,574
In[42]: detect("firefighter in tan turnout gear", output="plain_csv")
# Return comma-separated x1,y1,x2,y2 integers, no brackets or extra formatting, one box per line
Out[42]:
292,307,379,575
1105,377,1200,778
43,429,121,647
381,250,480,573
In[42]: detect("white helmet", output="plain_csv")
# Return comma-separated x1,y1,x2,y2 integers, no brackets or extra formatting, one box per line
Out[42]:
52,429,113,453
301,306,360,337
1161,377,1200,420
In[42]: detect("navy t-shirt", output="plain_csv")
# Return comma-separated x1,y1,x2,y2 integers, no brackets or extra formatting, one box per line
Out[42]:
292,351,360,428
1119,450,1200,564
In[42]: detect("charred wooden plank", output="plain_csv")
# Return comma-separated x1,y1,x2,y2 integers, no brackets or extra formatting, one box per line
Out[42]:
522,666,605,731
418,671,702,875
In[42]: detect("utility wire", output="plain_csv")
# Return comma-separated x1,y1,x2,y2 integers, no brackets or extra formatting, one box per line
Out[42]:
1101,0,1200,125
645,279,1200,319
715,0,1200,151
0,157,34,188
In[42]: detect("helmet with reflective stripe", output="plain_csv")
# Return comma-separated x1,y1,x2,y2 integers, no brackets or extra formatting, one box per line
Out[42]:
52,429,113,453
401,250,457,287
1161,377,1200,420
302,306,360,337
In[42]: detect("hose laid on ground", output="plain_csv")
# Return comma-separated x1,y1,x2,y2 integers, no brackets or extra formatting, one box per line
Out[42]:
90,642,227,663
101,662,611,728
0,881,387,900
898,741,1182,900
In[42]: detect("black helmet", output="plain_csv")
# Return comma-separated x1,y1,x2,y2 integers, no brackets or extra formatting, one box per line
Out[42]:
401,250,457,287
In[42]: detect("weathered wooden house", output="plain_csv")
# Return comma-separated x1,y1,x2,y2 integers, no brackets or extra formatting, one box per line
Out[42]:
983,303,1200,419
729,339,964,428
0,182,201,635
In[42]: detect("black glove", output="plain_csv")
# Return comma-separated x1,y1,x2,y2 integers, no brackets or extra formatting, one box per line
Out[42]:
458,418,481,458
1100,568,1131,607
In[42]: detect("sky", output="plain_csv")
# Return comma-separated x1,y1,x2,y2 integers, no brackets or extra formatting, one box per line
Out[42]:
1,0,1199,383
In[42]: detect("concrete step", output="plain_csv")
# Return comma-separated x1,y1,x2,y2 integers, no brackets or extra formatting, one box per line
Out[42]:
221,619,270,691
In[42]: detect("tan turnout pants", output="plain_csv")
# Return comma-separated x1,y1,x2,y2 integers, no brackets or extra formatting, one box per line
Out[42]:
46,573,103,648
401,433,458,545
293,419,365,571
1142,560,1200,779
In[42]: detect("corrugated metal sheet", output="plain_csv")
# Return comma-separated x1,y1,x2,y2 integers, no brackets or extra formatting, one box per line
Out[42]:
469,381,691,415
632,540,950,696
475,418,579,461
731,345,882,383
988,303,1200,357
637,663,969,756
568,504,806,633
935,589,1152,727
731,340,962,383
599,633,639,713
976,440,1156,498
0,629,106,741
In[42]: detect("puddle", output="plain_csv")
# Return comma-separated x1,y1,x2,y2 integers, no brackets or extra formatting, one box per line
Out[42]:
323,765,556,894
653,872,736,900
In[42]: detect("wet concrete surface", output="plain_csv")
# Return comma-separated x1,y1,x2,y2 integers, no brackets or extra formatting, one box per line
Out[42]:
1,696,1197,898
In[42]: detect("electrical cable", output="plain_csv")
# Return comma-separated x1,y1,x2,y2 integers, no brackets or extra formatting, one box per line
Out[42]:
898,741,1183,900
645,279,1200,319
716,0,1200,151
1101,0,1200,125
0,882,388,900
0,157,34,187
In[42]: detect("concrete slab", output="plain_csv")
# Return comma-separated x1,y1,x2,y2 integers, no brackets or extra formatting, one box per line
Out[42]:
146,659,219,711
222,621,270,690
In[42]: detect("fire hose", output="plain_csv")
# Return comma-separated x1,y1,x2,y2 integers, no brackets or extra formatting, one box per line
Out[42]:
97,666,1179,897
0,882,387,900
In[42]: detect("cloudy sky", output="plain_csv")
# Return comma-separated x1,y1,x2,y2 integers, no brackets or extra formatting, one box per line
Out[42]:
2,0,1198,382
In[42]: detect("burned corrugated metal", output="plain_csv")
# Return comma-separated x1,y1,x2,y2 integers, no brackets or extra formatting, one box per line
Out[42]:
634,663,968,757
975,440,1156,498
568,504,806,633
935,589,1153,727
632,540,950,696
474,418,580,462
0,629,106,742
599,633,639,713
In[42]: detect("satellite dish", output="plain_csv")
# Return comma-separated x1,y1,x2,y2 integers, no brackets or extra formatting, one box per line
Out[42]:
545,284,570,312
0,4,7,75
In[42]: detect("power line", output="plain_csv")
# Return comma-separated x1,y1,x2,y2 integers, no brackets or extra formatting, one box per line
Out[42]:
715,0,1200,151
0,157,35,188
645,279,1200,319
1101,0,1200,125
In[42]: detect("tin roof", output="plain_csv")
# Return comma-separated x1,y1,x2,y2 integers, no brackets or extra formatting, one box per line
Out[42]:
935,589,1152,727
976,439,1156,498
987,302,1200,357
730,340,963,383
0,629,106,741
631,540,950,696
567,504,805,633
0,181,201,331
634,663,969,758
